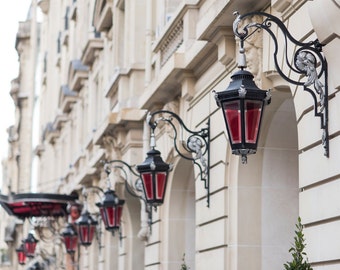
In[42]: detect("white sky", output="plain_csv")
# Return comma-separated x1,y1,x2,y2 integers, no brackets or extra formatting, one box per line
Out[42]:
0,1,31,174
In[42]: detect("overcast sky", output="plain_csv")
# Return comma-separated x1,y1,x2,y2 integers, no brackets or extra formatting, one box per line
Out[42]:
0,1,31,175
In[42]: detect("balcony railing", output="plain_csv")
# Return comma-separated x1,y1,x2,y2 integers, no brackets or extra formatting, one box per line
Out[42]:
159,19,183,67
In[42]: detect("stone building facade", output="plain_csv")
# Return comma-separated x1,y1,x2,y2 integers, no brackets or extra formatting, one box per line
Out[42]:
0,2,39,269
1,0,340,269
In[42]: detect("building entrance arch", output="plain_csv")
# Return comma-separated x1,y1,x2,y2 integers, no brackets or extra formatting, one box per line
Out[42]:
231,88,299,269
162,157,196,270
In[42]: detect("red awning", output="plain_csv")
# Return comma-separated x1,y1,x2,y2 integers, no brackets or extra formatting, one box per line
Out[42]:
0,193,78,219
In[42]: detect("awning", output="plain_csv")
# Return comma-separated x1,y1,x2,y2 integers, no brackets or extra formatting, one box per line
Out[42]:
0,193,78,219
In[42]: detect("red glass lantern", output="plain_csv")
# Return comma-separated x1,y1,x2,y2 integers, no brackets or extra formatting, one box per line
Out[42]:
136,148,170,206
215,69,271,164
96,189,125,233
61,223,78,254
16,244,26,265
23,233,38,258
75,210,98,247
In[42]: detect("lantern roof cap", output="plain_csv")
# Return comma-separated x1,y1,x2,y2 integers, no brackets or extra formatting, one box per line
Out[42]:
136,148,170,172
75,210,98,226
61,223,77,236
227,69,264,92
214,68,271,106
16,244,25,252
96,189,125,208
23,233,38,243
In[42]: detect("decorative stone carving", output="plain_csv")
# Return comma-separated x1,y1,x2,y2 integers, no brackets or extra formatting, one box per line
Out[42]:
102,134,119,157
242,15,263,86
272,0,293,13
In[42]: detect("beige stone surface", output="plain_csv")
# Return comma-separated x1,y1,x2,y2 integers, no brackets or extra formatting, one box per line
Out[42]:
2,0,340,269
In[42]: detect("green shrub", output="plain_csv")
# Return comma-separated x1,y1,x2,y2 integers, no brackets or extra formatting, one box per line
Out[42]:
180,253,190,270
284,217,313,270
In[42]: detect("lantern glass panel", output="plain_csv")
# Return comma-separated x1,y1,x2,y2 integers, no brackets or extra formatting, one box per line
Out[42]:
155,172,167,200
100,205,122,229
16,246,26,265
102,207,114,228
24,242,37,257
64,235,77,253
245,100,263,143
141,172,154,200
79,224,95,244
100,207,109,228
223,100,241,144
18,252,26,265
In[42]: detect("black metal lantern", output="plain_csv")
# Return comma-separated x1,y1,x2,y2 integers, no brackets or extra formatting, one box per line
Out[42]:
96,189,125,233
23,233,39,258
217,10,330,160
16,244,26,265
75,210,98,247
60,223,78,254
215,69,271,164
136,148,171,206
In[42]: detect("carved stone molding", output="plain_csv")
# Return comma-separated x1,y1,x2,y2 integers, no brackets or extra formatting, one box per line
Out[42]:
272,0,293,13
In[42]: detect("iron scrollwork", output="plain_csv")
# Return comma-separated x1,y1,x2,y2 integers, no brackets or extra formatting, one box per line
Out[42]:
233,11,329,157
147,110,210,206
102,160,153,233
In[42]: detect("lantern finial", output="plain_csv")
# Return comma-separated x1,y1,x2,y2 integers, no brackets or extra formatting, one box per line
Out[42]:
238,42,247,69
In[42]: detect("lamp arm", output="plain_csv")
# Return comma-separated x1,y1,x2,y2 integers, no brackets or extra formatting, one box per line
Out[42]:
233,11,310,47
233,11,326,83
148,110,209,160
102,159,142,196
105,159,140,177
233,11,329,157
162,117,209,187
115,165,153,217
102,159,154,230
147,110,210,207
148,110,208,138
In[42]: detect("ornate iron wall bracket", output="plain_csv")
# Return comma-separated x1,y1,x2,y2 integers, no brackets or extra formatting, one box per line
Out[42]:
233,11,329,157
102,160,153,233
147,110,210,207
78,186,104,249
